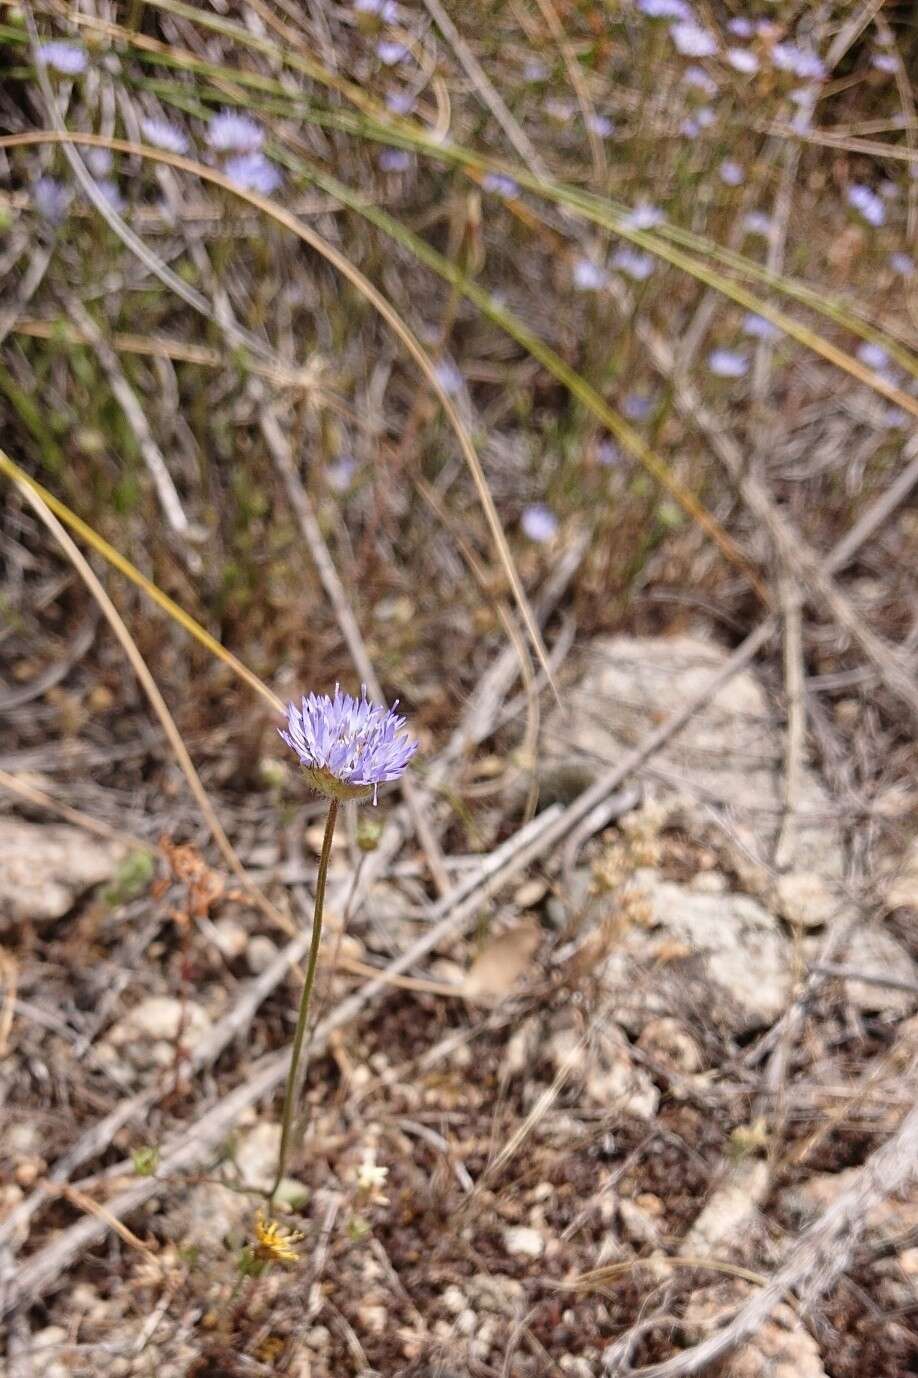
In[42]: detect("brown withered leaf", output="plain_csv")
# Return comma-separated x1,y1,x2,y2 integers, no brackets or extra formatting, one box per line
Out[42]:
462,918,542,1002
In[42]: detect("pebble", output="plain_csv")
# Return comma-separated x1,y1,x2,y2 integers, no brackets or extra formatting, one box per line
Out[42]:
246,934,277,974
503,1225,544,1258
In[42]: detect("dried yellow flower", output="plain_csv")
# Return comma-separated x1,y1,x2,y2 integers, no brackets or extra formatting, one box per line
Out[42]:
253,1212,304,1266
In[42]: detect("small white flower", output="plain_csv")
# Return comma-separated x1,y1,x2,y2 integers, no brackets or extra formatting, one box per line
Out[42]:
726,48,759,75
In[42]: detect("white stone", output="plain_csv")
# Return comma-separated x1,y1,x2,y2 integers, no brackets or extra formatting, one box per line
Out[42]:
683,1160,769,1256
0,818,121,923
503,1225,544,1258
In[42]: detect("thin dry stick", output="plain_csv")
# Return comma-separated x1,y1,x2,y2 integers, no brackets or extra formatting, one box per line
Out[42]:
774,571,805,871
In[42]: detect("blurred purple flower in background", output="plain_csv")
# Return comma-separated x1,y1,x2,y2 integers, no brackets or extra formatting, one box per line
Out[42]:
586,114,616,138
596,439,621,465
742,313,781,341
141,117,190,155
623,393,654,421
683,65,718,96
612,247,655,281
719,159,745,187
856,342,890,372
385,88,416,115
573,257,607,290
888,252,914,278
378,148,412,172
37,41,88,76
726,48,759,74
623,202,664,230
482,172,519,196
636,0,691,18
433,358,464,395
376,40,408,65
33,176,71,225
521,503,559,543
708,348,749,378
280,687,418,803
95,180,124,213
727,18,754,39
770,43,825,81
670,24,717,59
207,111,264,153
225,152,282,194
326,454,357,493
847,183,885,228
743,210,772,237
86,148,113,177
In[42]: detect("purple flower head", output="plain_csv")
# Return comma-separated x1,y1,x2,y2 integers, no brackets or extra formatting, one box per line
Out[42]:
573,257,607,290
433,358,464,395
482,172,519,197
871,53,897,75
856,341,890,372
386,88,416,115
521,503,559,543
141,116,190,155
623,392,654,421
770,42,825,81
726,47,759,74
707,347,748,378
889,252,914,278
96,179,124,213
207,110,264,153
611,247,655,281
847,183,885,228
280,686,418,803
587,114,616,138
33,175,72,225
636,0,692,18
86,148,113,177
326,453,357,492
742,313,781,341
743,210,772,237
719,159,745,187
623,201,664,230
376,39,409,65
378,148,412,172
727,18,754,39
596,438,621,466
37,41,88,76
683,65,718,96
225,152,282,195
670,23,717,59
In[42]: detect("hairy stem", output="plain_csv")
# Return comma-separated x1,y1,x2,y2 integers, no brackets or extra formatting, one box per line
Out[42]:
269,797,338,1204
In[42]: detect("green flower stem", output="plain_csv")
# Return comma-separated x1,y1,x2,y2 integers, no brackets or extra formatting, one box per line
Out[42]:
269,797,338,1205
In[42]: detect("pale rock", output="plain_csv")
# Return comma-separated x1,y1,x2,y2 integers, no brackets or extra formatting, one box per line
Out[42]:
549,1022,659,1119
246,934,277,974
628,874,792,1032
637,1016,701,1072
503,1225,544,1258
683,1159,769,1257
441,1284,467,1315
212,917,247,959
102,996,211,1070
358,1303,387,1334
165,1121,282,1245
0,817,121,924
781,1169,918,1240
619,1197,661,1246
543,635,852,928
685,1286,826,1378
832,925,917,1015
